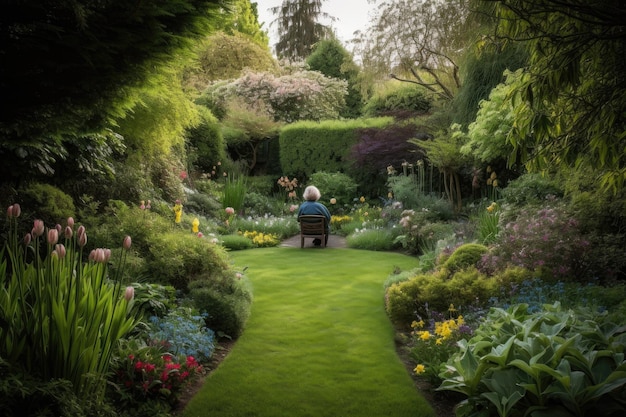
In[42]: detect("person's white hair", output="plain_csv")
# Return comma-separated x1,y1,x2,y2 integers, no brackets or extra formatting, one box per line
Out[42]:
303,185,321,201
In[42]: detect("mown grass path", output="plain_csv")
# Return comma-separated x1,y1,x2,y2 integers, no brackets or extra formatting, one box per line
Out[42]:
181,247,435,417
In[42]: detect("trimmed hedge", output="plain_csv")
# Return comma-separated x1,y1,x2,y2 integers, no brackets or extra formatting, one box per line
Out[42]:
279,117,392,180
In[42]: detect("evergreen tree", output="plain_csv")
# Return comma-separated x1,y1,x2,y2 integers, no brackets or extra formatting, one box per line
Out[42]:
270,0,335,61
307,39,362,118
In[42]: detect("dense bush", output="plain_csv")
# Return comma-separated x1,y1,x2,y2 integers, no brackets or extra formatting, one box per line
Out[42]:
500,172,563,206
346,228,396,251
479,202,590,280
308,171,358,210
188,276,253,338
143,232,230,289
385,267,530,329
18,182,76,224
219,233,255,250
440,303,626,417
442,243,488,274
362,84,431,118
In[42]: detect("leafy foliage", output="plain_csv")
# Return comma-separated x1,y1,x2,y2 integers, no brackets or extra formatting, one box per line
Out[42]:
307,39,363,118
440,303,626,417
1,0,226,143
490,0,626,192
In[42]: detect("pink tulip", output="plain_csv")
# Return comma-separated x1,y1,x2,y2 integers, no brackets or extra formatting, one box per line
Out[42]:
47,228,59,245
123,235,132,250
32,220,45,237
64,226,73,239
55,244,66,259
67,217,74,228
124,286,135,301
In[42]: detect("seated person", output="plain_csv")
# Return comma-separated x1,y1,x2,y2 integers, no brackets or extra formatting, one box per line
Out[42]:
297,185,331,246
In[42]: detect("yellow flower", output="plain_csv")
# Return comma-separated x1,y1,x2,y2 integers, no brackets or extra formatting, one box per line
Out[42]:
388,192,393,199
414,364,426,375
448,303,457,313
492,179,499,187
490,172,497,180
436,338,443,345
330,198,337,204
359,196,365,203
192,218,200,233
411,319,425,329
457,315,465,326
419,331,431,341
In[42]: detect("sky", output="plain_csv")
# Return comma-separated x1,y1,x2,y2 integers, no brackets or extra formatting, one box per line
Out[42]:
254,0,379,52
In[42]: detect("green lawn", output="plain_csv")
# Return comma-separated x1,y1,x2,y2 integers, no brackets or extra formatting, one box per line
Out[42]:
181,247,435,417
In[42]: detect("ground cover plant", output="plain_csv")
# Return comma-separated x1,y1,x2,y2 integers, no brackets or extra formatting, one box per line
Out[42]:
181,247,436,417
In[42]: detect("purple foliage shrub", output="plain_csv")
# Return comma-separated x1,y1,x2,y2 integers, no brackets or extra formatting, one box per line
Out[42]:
479,204,590,280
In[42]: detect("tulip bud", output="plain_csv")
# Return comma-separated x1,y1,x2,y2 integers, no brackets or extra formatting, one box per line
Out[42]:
32,220,45,237
64,226,73,239
55,244,66,259
123,235,132,250
124,286,135,301
56,224,62,233
7,205,13,218
103,248,111,262
67,217,75,228
23,233,31,246
47,228,59,245
78,231,87,248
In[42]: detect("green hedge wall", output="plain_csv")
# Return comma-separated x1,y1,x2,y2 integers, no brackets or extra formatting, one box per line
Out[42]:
279,117,393,181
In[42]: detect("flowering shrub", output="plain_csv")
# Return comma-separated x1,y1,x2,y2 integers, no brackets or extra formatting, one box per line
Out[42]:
479,203,589,279
110,343,203,408
410,308,473,384
146,307,215,361
242,230,280,247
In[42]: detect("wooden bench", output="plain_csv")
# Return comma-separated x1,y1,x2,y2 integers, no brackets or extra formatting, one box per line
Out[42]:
298,215,327,248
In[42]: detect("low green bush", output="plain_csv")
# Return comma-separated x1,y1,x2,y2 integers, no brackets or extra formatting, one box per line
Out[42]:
442,243,489,274
188,276,253,338
385,266,529,329
440,303,626,417
143,232,230,289
220,233,254,250
18,182,76,224
346,228,396,251
308,171,358,211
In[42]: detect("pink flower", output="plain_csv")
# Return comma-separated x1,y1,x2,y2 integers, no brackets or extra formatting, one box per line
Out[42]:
54,244,66,259
32,220,45,237
225,207,235,215
64,225,73,239
67,217,74,228
47,228,59,245
123,235,132,250
289,204,298,213
124,286,135,301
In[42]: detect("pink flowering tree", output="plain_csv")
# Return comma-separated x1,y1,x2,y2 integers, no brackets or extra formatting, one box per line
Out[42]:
209,66,348,123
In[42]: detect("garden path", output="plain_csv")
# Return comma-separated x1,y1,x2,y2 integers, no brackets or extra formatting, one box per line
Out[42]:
279,234,347,248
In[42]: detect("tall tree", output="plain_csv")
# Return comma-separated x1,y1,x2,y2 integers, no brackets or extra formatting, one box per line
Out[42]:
270,0,335,61
307,39,363,118
484,0,626,191
219,0,270,47
0,0,225,145
354,0,476,101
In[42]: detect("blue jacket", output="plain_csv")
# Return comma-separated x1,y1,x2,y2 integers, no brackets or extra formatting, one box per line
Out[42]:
297,201,331,232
